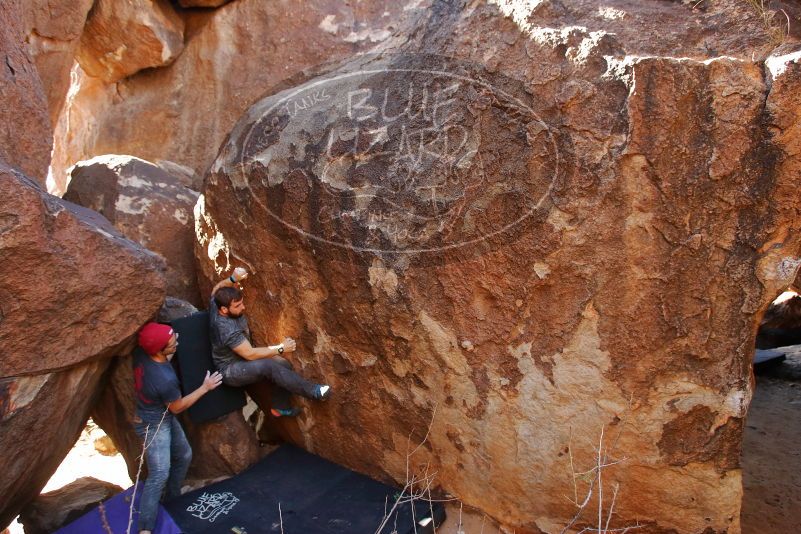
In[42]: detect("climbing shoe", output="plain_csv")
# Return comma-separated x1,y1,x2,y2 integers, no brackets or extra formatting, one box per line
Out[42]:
270,407,302,418
316,385,331,400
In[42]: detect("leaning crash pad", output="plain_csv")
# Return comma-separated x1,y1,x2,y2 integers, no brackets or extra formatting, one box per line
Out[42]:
55,484,181,534
165,444,446,533
170,311,246,423
753,348,787,372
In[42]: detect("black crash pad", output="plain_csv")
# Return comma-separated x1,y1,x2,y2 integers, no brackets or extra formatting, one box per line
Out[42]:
170,311,246,424
164,444,446,534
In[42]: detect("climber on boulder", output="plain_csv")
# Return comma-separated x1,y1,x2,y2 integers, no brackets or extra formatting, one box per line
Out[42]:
209,267,330,417
133,322,223,534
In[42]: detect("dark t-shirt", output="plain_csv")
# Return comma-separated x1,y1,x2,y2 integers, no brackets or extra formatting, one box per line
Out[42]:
209,296,250,372
133,347,181,424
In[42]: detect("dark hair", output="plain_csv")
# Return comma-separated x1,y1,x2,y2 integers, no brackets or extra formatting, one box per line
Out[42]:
215,286,243,309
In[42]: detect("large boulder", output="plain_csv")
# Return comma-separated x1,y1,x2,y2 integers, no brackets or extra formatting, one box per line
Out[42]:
194,8,801,532
0,0,52,184
0,163,166,377
765,50,801,276
18,477,123,534
76,0,185,83
64,155,201,305
48,0,422,194
0,360,109,529
753,52,801,349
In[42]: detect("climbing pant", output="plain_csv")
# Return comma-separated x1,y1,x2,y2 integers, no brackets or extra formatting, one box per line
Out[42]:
220,356,319,409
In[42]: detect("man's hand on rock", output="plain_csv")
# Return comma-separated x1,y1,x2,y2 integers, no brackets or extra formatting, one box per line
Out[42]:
282,337,297,353
202,370,223,392
232,267,248,283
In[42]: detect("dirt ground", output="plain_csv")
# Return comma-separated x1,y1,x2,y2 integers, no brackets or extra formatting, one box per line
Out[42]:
741,347,801,533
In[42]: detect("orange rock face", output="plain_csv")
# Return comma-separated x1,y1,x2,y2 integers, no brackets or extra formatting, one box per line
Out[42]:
23,0,94,124
0,3,169,528
76,0,184,83
193,5,801,533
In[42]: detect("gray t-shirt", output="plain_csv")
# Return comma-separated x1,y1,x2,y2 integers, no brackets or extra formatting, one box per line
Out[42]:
133,347,181,424
209,296,250,372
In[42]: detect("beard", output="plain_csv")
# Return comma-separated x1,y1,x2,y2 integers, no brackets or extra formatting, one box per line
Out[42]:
228,310,244,319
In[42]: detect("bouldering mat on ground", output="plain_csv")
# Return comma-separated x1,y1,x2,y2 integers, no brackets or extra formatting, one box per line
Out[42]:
170,311,246,424
164,444,446,534
754,348,787,372
55,484,181,534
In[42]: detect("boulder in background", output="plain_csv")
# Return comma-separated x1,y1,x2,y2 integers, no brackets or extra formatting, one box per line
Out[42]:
64,155,201,305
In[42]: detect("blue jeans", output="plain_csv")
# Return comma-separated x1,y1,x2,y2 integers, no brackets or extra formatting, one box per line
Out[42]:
134,416,192,531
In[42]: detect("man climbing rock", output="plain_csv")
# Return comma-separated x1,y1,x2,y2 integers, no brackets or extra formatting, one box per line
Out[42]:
209,267,330,417
133,322,223,534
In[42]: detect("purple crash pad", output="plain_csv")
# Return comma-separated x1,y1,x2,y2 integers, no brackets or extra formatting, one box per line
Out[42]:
55,484,182,534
